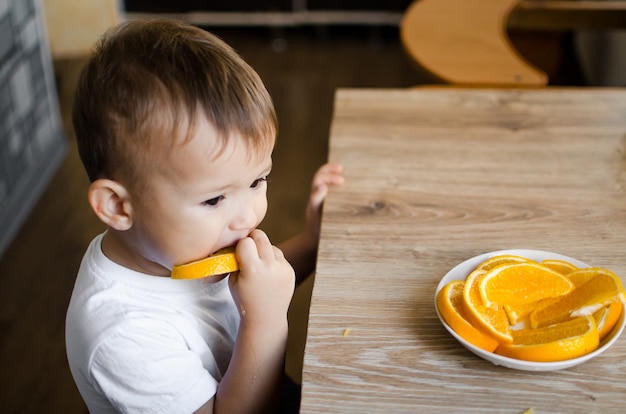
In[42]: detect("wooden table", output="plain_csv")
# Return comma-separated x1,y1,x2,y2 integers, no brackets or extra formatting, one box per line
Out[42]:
301,88,626,413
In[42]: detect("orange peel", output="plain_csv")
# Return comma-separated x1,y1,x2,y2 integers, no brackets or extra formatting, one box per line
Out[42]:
594,301,623,340
540,258,579,275
436,280,499,352
462,269,513,344
171,247,239,279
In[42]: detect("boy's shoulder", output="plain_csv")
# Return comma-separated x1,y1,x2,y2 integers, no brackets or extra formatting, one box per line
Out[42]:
65,235,239,412
66,233,239,348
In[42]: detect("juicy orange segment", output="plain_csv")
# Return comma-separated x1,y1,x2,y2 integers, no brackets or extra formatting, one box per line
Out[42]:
478,262,574,309
503,301,537,325
541,259,578,275
526,267,611,320
495,316,599,362
500,260,578,325
529,269,626,328
436,280,499,352
462,269,512,344
476,254,530,272
593,301,623,340
171,247,239,279
503,298,556,326
567,267,613,287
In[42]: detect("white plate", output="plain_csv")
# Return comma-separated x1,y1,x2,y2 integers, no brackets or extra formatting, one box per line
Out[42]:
435,249,626,371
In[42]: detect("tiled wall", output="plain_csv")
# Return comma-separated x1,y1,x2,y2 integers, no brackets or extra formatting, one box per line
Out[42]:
0,0,67,257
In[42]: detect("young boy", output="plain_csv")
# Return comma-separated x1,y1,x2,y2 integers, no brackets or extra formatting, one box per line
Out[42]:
65,19,343,414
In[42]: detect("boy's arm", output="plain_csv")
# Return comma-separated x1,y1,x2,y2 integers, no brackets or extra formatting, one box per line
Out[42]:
194,164,343,414
195,321,288,414
280,163,344,283
196,229,295,414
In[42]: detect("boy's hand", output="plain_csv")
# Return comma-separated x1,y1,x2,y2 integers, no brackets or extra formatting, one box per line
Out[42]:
229,229,295,324
215,229,293,414
304,163,344,246
277,163,344,280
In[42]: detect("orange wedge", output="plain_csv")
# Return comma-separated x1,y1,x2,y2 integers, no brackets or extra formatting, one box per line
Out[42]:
503,301,536,325
495,316,599,362
476,254,530,271
593,301,623,340
462,269,512,344
478,262,574,309
521,268,595,325
541,259,578,275
567,267,612,287
529,269,626,328
171,247,239,279
503,299,550,326
437,281,499,352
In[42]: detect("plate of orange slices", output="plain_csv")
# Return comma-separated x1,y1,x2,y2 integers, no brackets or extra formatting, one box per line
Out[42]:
435,249,626,371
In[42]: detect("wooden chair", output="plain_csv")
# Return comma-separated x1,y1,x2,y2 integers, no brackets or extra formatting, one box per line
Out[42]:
400,0,549,87
400,0,626,87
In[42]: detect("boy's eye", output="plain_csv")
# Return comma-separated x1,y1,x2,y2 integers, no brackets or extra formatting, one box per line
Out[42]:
203,195,224,207
251,176,269,189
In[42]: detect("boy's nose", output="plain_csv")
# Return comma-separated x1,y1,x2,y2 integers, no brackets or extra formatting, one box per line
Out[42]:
230,198,258,231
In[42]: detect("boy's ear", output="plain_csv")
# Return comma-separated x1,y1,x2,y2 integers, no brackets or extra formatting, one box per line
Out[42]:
88,179,134,231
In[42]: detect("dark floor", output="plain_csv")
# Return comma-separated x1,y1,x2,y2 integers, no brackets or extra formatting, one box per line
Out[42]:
0,25,422,413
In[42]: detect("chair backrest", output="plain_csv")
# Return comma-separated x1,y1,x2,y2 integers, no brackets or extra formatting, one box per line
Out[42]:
400,0,548,87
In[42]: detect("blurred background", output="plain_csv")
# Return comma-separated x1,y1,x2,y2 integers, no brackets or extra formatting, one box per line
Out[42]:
1,0,624,412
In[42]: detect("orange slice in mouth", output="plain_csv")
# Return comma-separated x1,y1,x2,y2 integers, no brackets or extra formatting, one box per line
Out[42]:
171,247,239,279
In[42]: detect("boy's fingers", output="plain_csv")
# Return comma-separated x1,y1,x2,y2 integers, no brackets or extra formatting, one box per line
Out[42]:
248,229,277,260
272,245,285,261
310,168,344,206
319,163,343,174
309,184,329,207
313,166,344,188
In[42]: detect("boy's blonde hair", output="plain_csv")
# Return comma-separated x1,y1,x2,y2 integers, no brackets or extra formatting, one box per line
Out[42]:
73,19,277,186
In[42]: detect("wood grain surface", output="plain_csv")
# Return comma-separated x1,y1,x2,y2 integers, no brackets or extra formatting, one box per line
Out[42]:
301,88,626,413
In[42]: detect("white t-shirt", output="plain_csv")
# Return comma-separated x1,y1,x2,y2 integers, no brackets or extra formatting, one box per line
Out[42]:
66,233,240,413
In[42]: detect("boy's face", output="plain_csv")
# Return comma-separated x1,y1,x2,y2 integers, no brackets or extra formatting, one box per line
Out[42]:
126,116,272,276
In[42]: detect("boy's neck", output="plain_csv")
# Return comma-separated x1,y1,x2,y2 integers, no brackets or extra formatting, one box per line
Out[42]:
101,230,170,277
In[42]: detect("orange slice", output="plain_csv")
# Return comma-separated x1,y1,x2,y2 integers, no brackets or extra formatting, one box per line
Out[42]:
476,254,530,272
171,247,239,279
541,259,578,275
495,316,599,362
478,262,574,309
593,301,623,340
524,267,608,321
567,267,612,287
529,269,626,328
462,269,512,344
503,299,548,326
437,281,499,352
